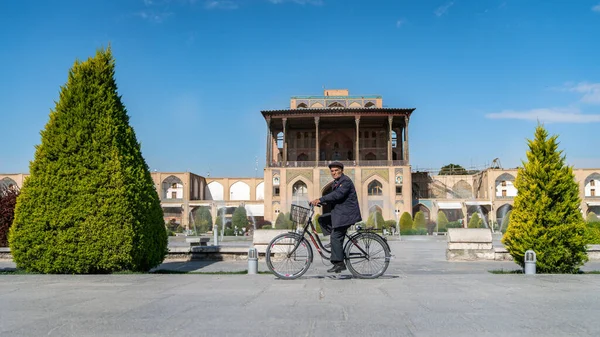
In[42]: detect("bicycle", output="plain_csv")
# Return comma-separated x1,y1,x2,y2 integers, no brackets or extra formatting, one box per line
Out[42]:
265,204,392,280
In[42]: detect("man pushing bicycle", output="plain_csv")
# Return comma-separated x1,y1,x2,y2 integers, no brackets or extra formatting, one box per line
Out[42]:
310,161,362,273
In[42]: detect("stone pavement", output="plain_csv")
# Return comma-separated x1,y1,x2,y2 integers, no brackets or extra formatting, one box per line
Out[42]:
2,238,600,336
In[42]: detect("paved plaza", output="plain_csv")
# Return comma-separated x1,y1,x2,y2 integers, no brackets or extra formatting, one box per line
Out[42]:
2,238,600,336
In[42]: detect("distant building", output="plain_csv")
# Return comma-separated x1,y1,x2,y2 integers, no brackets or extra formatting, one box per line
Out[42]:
261,89,415,222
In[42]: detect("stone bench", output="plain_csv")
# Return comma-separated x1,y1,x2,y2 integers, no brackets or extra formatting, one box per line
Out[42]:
185,237,210,247
252,229,291,254
446,228,494,261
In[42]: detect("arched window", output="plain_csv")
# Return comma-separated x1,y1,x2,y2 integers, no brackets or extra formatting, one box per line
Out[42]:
368,180,383,196
328,102,343,108
585,173,600,197
365,102,375,108
230,181,251,201
297,103,308,109
365,152,376,160
256,182,265,200
292,181,308,197
297,153,308,161
162,175,184,199
206,181,224,200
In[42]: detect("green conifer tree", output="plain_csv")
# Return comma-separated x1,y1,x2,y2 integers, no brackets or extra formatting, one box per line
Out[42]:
399,212,413,231
468,213,483,228
193,207,213,233
502,124,588,273
437,211,449,231
232,206,248,229
313,213,322,233
413,211,426,229
500,210,512,234
9,47,167,273
367,211,385,228
275,213,287,229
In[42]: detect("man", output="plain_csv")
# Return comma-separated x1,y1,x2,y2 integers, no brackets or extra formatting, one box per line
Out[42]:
310,161,362,273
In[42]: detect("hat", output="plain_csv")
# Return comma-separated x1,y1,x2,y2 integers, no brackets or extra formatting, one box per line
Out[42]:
328,161,344,170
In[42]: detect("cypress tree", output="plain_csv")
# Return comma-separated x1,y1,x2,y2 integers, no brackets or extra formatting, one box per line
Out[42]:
468,213,483,228
399,212,413,231
502,124,588,273
192,206,212,233
413,211,426,229
232,206,248,229
500,210,512,233
366,211,385,228
313,213,322,233
275,213,287,229
9,47,167,273
437,211,449,231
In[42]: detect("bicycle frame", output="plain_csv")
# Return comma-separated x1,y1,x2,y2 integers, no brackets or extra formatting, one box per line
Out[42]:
288,206,374,262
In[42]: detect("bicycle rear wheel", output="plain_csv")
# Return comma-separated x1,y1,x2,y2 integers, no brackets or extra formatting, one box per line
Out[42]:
344,232,390,279
266,233,313,280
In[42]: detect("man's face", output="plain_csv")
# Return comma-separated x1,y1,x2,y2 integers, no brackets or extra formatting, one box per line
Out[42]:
330,167,343,180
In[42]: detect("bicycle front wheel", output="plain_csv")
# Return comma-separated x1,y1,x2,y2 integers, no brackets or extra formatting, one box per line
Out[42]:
345,232,390,279
266,233,313,280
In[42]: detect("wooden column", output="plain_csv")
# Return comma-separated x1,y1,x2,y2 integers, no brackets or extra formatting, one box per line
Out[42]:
314,116,320,165
265,118,272,166
404,116,410,162
282,118,288,165
387,116,393,164
355,117,361,164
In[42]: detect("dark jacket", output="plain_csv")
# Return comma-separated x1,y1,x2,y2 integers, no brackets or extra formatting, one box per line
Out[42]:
319,174,362,228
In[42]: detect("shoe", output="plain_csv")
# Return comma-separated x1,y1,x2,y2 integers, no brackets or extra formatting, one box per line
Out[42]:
327,262,347,273
323,243,331,249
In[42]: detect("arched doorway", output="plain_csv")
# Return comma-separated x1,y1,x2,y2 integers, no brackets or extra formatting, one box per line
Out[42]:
412,203,431,222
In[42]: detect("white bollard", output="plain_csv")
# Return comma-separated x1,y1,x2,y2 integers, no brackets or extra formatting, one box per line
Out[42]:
524,250,536,275
248,247,258,275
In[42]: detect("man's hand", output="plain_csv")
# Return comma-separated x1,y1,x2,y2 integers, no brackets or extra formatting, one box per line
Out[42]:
309,199,321,206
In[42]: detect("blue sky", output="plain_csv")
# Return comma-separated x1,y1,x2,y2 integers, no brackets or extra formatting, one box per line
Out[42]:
2,0,600,177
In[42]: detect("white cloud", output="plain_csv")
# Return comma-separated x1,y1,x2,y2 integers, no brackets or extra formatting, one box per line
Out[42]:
136,10,173,23
562,82,600,104
205,0,238,9
486,107,600,123
268,0,323,5
593,3,600,12
435,1,454,17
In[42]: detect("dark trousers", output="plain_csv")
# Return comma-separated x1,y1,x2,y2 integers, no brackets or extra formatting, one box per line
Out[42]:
318,214,350,263
330,225,351,263
318,214,332,236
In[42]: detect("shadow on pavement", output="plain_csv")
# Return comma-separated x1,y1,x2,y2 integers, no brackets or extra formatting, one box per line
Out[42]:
153,260,221,273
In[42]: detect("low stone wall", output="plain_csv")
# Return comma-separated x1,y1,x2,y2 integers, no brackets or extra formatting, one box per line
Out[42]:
252,229,291,254
0,248,11,260
447,230,600,262
446,228,495,261
588,245,600,260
